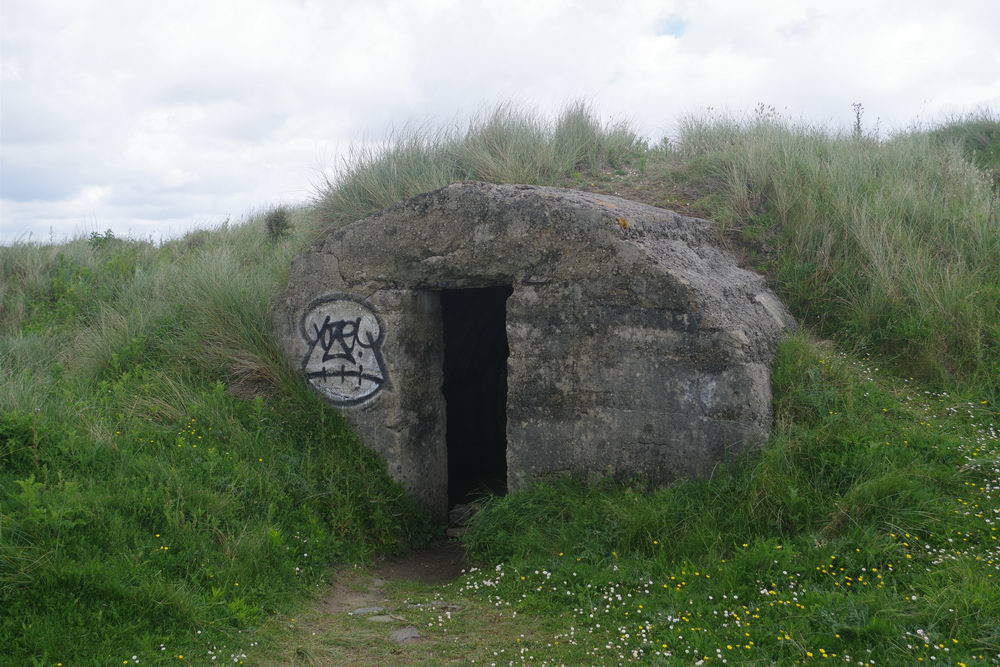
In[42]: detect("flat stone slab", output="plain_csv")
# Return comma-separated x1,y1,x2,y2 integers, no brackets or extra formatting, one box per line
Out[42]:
348,606,385,616
366,615,397,623
410,601,463,611
390,626,421,643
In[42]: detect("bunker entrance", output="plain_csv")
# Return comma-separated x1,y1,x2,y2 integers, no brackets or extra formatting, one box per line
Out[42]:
440,285,512,507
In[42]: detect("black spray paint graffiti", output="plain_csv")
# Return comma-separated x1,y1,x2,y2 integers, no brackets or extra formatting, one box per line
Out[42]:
300,295,387,405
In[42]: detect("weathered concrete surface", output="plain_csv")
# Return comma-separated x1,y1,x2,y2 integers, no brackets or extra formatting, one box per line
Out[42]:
274,182,795,519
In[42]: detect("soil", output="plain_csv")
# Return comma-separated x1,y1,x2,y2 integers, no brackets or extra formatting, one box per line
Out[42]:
318,541,467,616
373,541,467,585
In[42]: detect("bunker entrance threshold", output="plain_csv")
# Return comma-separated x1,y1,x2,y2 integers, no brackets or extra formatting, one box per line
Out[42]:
439,285,512,508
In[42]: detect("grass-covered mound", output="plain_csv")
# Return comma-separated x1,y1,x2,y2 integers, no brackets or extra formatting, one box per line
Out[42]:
2,104,998,664
0,221,437,664
673,108,999,398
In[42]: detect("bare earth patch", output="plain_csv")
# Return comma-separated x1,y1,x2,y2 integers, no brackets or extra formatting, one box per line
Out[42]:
251,541,544,666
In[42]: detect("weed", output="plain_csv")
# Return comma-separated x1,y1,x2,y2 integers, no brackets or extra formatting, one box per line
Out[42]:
87,228,118,250
263,205,292,243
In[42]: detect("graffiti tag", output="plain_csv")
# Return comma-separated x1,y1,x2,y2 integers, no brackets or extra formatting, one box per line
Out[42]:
300,295,387,405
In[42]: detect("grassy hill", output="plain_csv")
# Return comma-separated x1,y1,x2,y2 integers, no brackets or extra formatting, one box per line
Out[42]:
1,104,998,665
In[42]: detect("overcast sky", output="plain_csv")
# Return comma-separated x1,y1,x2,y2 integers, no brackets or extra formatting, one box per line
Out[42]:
2,0,998,243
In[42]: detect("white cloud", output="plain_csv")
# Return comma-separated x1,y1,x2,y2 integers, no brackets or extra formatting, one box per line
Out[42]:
1,0,998,242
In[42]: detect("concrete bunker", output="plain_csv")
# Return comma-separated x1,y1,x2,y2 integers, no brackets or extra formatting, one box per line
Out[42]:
275,182,795,520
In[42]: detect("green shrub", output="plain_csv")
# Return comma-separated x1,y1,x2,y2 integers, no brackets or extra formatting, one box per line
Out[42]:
263,205,293,242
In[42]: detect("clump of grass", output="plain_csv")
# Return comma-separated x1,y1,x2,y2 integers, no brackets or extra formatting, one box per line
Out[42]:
316,101,644,225
0,235,158,337
263,205,293,242
675,109,999,397
925,109,1000,189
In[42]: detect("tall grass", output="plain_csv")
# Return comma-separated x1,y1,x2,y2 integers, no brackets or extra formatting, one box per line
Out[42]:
676,110,1000,396
316,102,644,225
0,209,435,664
926,109,1000,188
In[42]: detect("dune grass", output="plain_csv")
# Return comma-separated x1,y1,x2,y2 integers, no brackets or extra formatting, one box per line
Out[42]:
0,213,435,665
316,102,999,396
674,109,999,399
926,109,1000,188
315,102,644,225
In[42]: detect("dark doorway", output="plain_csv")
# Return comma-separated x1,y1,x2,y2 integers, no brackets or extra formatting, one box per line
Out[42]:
440,285,512,507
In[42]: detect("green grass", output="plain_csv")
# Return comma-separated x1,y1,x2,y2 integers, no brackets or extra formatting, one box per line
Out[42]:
673,109,999,398
926,110,1000,189
315,101,645,225
458,335,999,664
245,336,999,665
0,214,435,665
3,103,999,665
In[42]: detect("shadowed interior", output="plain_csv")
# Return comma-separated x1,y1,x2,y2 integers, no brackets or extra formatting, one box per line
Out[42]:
440,285,512,507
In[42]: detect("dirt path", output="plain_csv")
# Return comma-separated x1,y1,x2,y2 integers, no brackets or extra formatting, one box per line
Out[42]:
252,541,536,666
318,541,466,616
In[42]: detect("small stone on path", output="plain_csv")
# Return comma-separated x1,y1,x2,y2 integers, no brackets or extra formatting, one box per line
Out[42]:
348,606,385,616
390,626,421,643
410,601,462,611
366,615,396,623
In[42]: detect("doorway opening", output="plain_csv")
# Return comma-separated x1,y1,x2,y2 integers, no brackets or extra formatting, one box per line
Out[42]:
440,285,512,507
